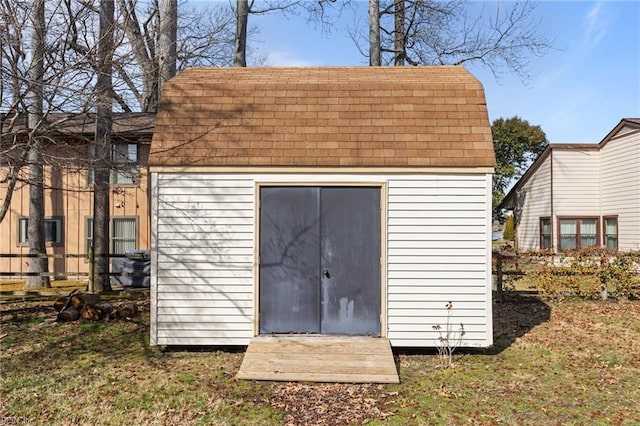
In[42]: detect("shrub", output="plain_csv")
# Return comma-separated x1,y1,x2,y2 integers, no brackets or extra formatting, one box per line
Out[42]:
527,248,640,300
503,215,515,241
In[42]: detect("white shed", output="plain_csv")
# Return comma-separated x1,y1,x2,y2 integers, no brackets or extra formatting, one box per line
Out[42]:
149,66,495,350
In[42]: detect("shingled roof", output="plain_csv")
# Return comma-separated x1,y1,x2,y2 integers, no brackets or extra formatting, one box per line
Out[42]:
149,66,495,168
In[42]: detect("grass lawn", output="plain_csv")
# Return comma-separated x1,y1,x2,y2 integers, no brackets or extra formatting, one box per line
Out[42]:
0,280,86,293
1,294,639,425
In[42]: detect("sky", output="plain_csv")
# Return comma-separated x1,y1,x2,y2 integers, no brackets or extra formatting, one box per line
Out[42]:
225,1,640,144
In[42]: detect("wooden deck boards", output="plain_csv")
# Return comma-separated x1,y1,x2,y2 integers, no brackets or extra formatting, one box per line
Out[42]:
236,336,399,383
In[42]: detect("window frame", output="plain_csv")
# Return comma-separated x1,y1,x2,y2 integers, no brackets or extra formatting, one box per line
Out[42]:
557,216,600,251
87,143,139,187
86,216,138,255
112,143,139,185
603,215,619,251
539,217,552,250
111,217,138,254
17,217,64,246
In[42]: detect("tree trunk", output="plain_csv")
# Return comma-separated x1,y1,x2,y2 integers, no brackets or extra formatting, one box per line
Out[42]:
25,0,49,289
393,0,405,66
93,0,115,293
369,0,381,66
158,0,178,98
116,0,157,111
0,165,20,224
93,106,112,294
233,0,249,67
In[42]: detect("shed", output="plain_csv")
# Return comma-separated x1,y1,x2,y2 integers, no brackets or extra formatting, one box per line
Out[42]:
148,66,495,353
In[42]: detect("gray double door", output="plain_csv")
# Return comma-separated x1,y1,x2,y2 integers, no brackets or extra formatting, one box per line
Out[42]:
259,186,381,336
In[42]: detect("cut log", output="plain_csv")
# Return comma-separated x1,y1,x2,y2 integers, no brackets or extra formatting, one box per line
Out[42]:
116,301,138,319
81,304,102,321
57,307,80,322
71,293,101,310
94,302,114,317
53,297,66,312
60,289,80,313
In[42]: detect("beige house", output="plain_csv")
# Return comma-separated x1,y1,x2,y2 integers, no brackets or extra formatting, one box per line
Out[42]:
0,113,154,280
501,118,640,252
149,66,496,348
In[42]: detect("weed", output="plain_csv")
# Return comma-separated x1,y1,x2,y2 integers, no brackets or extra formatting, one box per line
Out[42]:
432,301,465,369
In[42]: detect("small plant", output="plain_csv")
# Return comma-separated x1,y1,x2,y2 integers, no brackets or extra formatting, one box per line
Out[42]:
503,215,515,241
432,302,465,369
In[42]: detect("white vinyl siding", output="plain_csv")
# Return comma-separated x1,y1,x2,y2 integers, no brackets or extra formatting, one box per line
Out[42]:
153,175,255,346
601,131,640,251
386,175,492,348
151,172,493,348
552,150,601,216
515,157,551,251
510,123,640,254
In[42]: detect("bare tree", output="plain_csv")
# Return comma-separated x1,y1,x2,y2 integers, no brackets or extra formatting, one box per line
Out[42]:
392,0,405,65
357,0,552,77
109,0,235,110
0,1,28,223
369,0,381,65
233,0,249,66
1,1,93,228
92,0,115,293
2,0,237,237
234,0,325,68
158,0,177,88
25,0,50,289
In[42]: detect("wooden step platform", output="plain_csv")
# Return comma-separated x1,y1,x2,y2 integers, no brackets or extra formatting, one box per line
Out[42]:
236,336,399,383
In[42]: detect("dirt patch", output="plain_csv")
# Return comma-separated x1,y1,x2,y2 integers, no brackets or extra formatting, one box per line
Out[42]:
267,382,395,425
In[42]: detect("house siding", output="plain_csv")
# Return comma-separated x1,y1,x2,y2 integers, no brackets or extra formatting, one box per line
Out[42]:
551,150,601,216
601,131,640,250
386,174,492,347
0,144,151,278
153,174,255,346
515,157,552,251
503,119,640,254
151,172,493,348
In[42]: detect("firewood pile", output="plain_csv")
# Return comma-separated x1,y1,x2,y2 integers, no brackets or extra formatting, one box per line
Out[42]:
54,289,139,322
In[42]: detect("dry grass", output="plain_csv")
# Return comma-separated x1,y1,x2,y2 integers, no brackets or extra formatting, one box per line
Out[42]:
1,294,639,425
0,280,86,293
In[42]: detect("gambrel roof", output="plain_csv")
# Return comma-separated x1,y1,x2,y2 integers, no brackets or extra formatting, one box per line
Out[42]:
149,66,495,168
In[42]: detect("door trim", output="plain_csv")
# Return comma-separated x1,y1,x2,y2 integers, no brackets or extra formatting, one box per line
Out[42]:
254,181,387,337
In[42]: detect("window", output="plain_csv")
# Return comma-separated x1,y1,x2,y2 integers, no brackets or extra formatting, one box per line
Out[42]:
87,143,138,186
18,217,63,245
112,218,137,253
540,217,551,249
558,218,599,251
112,143,138,185
86,217,137,255
604,217,618,251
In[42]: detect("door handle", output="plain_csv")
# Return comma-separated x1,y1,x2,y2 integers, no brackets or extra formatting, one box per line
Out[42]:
323,269,331,278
